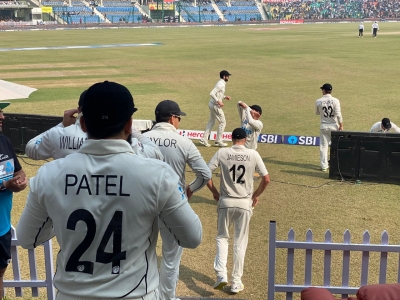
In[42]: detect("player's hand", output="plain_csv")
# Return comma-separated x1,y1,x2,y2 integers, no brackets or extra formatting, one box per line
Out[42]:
217,101,224,108
225,96,231,101
238,101,246,108
251,196,259,207
186,185,193,200
339,125,343,131
252,110,261,119
212,191,220,202
4,176,28,192
62,108,79,127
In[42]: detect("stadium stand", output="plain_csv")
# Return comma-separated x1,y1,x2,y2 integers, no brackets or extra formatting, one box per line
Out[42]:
179,0,221,22
218,0,261,21
97,1,141,23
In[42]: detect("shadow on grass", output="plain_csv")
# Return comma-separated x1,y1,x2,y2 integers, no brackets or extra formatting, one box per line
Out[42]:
263,158,319,170
178,264,216,297
280,169,329,179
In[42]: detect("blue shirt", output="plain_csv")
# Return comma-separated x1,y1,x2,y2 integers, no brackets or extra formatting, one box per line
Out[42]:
0,135,22,236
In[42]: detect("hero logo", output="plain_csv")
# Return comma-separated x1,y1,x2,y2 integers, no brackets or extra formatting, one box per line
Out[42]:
284,135,320,146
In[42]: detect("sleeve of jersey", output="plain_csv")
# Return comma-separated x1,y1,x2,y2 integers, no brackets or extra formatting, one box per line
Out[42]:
187,143,212,193
25,124,62,160
392,123,400,133
315,101,320,115
158,166,202,249
16,171,55,249
207,151,220,172
245,107,263,131
209,82,223,104
237,102,245,123
254,152,268,177
131,135,164,161
335,100,343,123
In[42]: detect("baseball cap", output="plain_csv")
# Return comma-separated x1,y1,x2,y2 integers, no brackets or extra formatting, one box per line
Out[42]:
232,128,246,140
155,100,186,119
220,70,231,78
250,105,262,115
82,81,137,137
0,102,10,110
320,83,332,91
382,118,391,130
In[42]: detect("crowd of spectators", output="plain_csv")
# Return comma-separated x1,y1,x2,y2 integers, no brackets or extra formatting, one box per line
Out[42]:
0,16,22,21
265,0,400,20
0,1,24,5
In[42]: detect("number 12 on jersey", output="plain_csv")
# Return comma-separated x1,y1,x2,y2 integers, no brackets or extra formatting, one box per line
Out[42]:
229,164,246,184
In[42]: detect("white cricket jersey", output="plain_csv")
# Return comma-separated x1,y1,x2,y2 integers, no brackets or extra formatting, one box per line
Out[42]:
372,23,379,29
209,79,227,107
237,102,263,150
315,94,343,128
16,139,202,299
370,121,400,133
25,119,163,160
359,24,364,30
208,145,268,210
143,123,211,193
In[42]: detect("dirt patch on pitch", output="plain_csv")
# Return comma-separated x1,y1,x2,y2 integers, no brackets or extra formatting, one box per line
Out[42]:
246,27,289,31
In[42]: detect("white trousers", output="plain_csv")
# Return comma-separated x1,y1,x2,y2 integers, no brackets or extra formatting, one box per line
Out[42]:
159,224,183,300
203,101,226,143
319,124,338,169
214,207,252,285
57,289,159,300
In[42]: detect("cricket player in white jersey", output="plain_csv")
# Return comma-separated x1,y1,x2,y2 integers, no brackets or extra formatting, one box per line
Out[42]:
237,101,263,150
358,22,364,37
16,81,202,300
372,21,379,38
144,100,211,300
25,90,163,161
370,118,400,133
315,83,343,172
206,128,270,294
200,70,231,147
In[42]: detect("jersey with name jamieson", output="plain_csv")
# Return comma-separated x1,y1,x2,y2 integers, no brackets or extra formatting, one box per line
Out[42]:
227,154,251,161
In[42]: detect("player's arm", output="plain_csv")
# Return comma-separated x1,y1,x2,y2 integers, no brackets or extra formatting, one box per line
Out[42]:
237,101,246,121
186,143,212,199
334,100,343,130
16,168,55,249
315,101,320,115
206,151,221,201
158,165,202,249
25,125,61,160
4,141,27,192
370,122,378,133
244,106,263,131
132,129,164,161
210,81,227,106
252,152,270,207
391,123,400,133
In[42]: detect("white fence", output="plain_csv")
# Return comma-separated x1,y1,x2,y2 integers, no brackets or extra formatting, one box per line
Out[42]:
268,221,400,299
3,227,55,300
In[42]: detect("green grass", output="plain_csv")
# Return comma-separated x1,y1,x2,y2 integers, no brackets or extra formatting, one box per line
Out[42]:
2,23,400,299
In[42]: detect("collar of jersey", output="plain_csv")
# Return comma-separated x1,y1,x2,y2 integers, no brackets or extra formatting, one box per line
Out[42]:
231,144,246,149
78,139,134,155
152,122,177,132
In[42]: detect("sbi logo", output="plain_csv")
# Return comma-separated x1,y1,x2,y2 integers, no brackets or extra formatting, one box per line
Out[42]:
288,136,298,145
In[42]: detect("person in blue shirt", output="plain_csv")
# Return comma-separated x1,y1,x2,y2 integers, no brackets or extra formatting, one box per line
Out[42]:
0,102,28,299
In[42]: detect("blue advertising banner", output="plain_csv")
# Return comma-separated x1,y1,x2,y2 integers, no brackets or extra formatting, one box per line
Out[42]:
258,134,282,144
283,135,320,146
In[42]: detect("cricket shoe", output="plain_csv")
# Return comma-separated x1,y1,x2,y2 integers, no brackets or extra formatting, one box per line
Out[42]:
230,283,244,294
321,168,328,172
215,141,228,147
199,139,211,147
213,277,228,290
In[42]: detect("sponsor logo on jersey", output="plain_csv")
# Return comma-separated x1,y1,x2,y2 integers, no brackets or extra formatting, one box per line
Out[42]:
178,185,186,201
35,138,42,145
283,135,320,146
0,154,9,160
